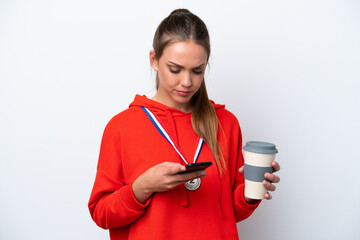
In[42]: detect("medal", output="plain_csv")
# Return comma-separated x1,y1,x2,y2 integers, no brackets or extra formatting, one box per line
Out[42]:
185,178,201,191
142,107,204,190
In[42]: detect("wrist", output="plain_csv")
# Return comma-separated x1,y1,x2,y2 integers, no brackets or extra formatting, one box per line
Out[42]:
132,175,153,203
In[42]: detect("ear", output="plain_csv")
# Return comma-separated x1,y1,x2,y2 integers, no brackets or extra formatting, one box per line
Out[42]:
149,50,159,71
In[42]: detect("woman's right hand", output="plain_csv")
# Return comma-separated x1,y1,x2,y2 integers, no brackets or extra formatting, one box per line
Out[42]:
132,162,207,203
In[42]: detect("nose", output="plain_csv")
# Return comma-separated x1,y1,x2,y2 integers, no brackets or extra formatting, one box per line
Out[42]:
181,72,192,88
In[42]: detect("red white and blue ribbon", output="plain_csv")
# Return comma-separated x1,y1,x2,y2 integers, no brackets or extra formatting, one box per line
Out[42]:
141,106,203,165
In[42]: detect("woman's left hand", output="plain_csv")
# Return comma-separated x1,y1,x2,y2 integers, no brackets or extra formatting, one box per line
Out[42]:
239,161,281,201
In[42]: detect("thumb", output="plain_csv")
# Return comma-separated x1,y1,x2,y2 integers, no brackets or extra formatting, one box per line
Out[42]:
168,163,186,175
238,165,244,173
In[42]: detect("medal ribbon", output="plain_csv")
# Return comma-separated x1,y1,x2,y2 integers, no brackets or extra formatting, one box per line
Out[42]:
141,106,203,165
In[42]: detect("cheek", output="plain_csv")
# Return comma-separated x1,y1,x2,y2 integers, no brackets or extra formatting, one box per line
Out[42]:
157,68,167,81
193,75,204,87
158,69,175,87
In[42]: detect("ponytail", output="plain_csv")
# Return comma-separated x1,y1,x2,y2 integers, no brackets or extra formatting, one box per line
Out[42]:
191,81,226,174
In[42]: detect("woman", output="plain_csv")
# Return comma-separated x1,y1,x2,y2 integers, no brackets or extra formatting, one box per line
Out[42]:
88,8,280,240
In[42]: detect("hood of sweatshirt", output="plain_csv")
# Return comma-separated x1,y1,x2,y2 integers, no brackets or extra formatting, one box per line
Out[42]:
129,94,226,218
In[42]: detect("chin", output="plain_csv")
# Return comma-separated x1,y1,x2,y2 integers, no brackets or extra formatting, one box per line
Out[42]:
174,95,192,104
171,96,192,110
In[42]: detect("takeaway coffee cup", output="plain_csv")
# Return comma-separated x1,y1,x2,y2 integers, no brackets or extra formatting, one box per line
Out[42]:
243,141,278,200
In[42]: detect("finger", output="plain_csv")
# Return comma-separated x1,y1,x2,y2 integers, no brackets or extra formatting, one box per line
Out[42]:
184,170,206,181
272,161,280,172
264,173,280,183
174,170,206,183
264,192,272,200
167,163,186,175
262,180,276,192
238,166,244,173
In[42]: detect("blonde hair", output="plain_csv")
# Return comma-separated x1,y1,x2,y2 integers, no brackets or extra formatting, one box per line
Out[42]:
152,9,226,174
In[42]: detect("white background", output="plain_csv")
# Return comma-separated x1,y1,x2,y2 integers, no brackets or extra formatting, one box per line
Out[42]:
1,0,359,239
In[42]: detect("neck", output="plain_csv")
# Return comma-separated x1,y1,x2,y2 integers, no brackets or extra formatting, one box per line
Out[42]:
151,92,192,113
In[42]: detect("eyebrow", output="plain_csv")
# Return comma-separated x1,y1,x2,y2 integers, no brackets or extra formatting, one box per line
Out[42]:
168,61,206,69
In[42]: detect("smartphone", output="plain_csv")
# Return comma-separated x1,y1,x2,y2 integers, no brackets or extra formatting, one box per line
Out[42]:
177,162,213,174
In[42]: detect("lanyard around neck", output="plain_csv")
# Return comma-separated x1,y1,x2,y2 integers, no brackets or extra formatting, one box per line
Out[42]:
141,106,203,165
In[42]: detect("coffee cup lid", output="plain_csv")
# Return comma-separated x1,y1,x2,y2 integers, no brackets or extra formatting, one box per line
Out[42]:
243,141,278,154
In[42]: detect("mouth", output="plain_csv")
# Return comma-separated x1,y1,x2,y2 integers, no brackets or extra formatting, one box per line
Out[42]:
176,90,191,97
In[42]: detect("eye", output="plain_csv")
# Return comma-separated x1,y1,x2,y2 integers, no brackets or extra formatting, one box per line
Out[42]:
193,70,203,75
169,68,180,74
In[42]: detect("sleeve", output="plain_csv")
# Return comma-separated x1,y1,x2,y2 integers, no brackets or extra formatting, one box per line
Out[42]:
230,119,261,222
88,117,152,229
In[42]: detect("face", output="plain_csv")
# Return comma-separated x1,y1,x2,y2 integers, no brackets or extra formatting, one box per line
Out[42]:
150,41,208,113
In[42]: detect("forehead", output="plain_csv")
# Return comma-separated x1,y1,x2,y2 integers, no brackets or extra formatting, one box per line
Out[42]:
161,41,208,66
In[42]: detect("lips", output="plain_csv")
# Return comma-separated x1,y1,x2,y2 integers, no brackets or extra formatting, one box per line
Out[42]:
176,90,191,97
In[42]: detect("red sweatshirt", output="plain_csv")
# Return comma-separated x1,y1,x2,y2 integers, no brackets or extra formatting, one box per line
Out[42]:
88,95,260,240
